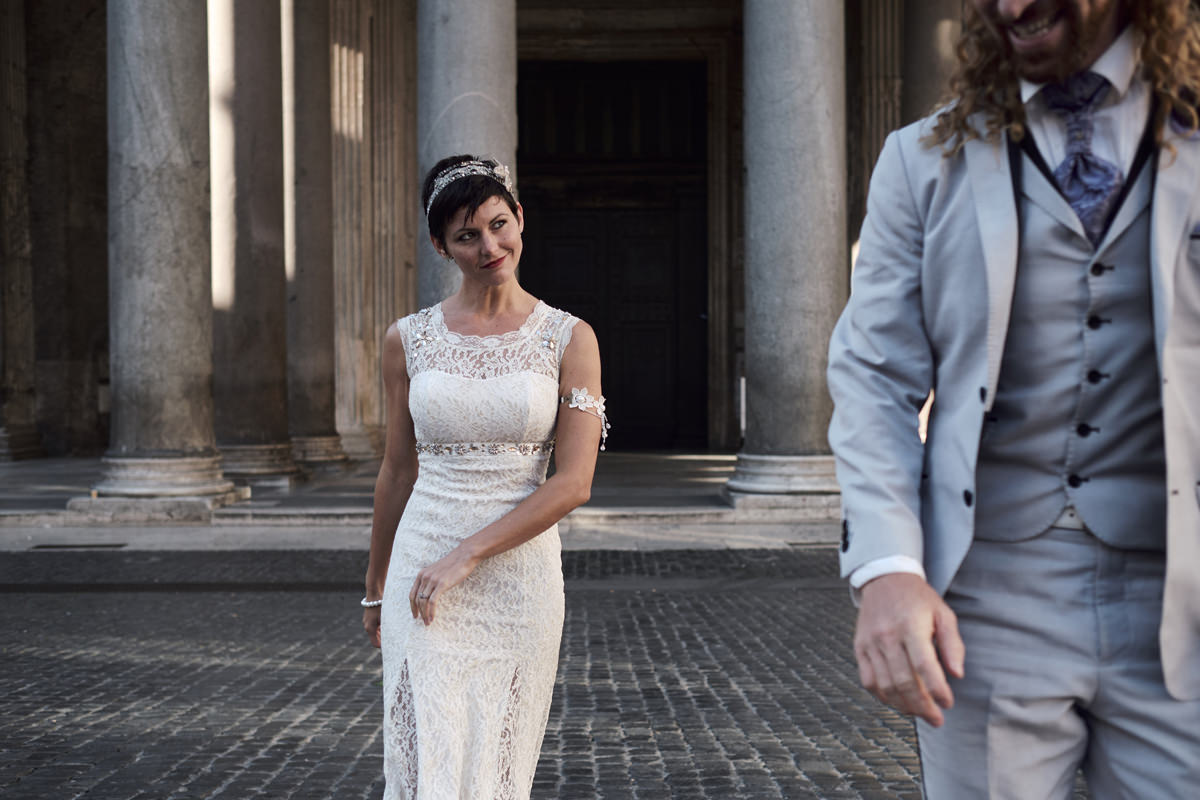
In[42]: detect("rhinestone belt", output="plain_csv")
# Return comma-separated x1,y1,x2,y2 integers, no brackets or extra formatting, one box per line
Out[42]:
415,440,554,456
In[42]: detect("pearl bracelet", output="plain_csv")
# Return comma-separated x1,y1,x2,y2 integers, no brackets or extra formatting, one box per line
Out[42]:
360,597,383,608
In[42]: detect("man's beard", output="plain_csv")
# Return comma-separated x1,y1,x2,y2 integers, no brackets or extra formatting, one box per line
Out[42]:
1003,1,1114,83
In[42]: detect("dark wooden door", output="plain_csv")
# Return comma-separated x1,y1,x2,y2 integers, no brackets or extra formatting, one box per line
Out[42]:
517,61,708,449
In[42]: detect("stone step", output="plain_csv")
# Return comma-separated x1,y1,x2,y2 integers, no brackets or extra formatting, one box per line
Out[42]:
207,500,839,526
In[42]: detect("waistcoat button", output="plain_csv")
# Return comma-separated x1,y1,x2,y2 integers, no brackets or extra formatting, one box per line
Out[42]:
1067,474,1083,488
1087,369,1104,384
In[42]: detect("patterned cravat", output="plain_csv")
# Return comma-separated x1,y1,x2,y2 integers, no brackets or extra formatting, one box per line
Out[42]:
1041,71,1124,246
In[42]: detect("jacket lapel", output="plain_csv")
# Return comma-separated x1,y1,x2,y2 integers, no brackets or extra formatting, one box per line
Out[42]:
1019,154,1088,237
964,131,1019,411
1151,130,1200,361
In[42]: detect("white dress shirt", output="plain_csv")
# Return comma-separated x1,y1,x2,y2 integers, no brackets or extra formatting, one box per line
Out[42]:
1020,26,1149,179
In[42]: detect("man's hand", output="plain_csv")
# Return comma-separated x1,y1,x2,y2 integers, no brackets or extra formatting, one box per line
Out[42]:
854,572,965,726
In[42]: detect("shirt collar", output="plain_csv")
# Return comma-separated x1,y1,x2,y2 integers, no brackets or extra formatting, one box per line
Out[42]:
1019,25,1139,105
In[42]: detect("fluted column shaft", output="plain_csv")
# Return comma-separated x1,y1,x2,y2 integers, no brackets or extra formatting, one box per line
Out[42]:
727,0,847,499
209,0,298,480
283,0,346,466
415,0,517,307
848,1,904,248
331,0,416,458
96,0,231,496
902,0,963,124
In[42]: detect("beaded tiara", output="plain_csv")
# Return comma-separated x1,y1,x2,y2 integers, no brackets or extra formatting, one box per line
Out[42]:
424,160,514,216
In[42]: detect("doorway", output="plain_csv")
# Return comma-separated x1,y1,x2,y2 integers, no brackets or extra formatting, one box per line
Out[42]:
517,60,708,449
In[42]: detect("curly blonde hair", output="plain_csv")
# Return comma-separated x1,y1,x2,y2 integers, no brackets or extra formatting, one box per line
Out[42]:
925,0,1200,154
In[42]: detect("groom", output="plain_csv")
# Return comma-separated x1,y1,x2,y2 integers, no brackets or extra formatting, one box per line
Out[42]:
828,0,1200,796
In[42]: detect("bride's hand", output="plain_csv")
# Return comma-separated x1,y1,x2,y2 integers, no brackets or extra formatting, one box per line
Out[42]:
410,547,481,625
363,605,382,648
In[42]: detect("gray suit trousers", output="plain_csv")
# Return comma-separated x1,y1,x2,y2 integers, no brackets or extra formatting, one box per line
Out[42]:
916,527,1200,799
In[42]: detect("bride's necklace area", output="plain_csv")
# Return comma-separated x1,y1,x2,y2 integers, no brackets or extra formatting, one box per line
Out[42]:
438,300,542,340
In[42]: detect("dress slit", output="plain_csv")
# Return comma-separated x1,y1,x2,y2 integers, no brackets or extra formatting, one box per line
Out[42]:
495,666,524,797
384,658,419,799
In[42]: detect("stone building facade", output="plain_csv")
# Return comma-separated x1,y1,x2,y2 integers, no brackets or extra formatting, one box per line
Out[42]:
1,0,961,507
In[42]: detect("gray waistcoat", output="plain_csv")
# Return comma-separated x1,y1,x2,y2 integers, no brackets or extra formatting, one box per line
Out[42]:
973,145,1166,548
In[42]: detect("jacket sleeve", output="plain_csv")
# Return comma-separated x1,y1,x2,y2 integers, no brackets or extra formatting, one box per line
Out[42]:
827,129,934,578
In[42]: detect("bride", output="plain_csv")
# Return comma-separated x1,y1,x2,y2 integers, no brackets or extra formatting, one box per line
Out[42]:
361,155,608,799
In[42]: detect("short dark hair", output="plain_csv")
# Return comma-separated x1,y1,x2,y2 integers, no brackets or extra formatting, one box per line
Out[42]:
421,154,520,246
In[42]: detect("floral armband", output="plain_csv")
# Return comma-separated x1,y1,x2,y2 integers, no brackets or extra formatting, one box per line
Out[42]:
561,387,611,451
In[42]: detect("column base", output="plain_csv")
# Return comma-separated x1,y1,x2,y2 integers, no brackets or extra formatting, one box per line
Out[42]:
66,490,248,522
0,423,45,461
338,425,384,459
89,454,236,497
726,453,839,493
67,454,246,521
219,443,303,487
291,434,349,466
723,454,841,521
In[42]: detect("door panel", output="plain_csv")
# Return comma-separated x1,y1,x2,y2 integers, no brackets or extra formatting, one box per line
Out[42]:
518,60,707,449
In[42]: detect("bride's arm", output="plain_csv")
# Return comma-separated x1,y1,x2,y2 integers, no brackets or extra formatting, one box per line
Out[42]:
362,323,419,647
408,321,603,625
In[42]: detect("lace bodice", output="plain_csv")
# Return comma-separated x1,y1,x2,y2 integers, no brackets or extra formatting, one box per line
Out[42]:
397,301,578,448
401,301,575,383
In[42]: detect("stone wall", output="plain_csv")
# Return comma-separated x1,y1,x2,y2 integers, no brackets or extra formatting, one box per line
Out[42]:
26,0,109,455
1,0,42,459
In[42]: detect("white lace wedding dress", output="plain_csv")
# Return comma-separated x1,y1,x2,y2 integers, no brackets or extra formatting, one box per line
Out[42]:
380,300,581,800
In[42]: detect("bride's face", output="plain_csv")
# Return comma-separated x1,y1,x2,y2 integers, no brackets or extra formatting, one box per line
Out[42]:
436,196,524,287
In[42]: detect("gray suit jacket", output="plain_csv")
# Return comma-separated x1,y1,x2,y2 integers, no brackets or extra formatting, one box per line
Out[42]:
827,112,1200,700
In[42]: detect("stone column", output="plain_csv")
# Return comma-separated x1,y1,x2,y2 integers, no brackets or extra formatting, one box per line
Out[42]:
848,1,904,247
725,0,846,512
0,1,44,460
902,0,963,124
331,0,417,458
282,0,347,467
79,0,234,505
416,0,517,307
208,0,300,483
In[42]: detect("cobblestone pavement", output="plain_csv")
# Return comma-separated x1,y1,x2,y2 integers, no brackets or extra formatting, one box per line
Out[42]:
0,549,919,799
